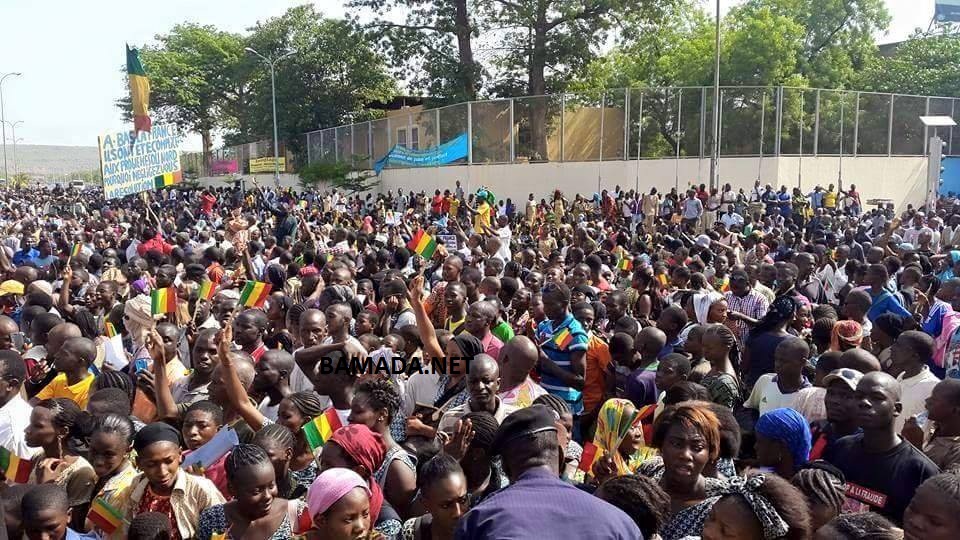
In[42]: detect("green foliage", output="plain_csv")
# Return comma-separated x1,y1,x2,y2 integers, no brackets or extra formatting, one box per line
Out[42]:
298,161,380,194
117,24,246,159
237,5,396,156
859,32,960,97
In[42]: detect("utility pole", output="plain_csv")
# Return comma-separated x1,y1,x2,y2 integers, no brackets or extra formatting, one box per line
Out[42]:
245,48,297,187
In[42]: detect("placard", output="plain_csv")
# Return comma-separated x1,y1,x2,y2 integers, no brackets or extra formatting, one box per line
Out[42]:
99,124,182,200
249,157,285,173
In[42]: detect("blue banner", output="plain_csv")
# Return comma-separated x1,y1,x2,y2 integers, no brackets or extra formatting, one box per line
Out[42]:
373,133,468,174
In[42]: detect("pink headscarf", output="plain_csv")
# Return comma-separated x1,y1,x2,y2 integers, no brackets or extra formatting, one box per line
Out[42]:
307,468,371,519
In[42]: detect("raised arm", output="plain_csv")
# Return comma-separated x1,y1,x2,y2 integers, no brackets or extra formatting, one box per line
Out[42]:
217,317,267,431
145,330,179,422
408,275,443,359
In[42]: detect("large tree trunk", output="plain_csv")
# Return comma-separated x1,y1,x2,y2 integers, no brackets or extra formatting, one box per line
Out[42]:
201,128,213,176
528,5,549,160
453,0,477,100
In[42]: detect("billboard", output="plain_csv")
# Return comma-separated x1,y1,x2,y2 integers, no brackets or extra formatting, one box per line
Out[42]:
249,157,285,173
936,0,960,22
210,159,239,175
99,124,181,200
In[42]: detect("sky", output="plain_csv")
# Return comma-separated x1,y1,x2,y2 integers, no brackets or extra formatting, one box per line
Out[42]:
0,0,939,151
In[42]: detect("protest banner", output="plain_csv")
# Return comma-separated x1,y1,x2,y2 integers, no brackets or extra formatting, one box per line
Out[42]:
99,124,182,200
249,157,285,173
210,159,239,175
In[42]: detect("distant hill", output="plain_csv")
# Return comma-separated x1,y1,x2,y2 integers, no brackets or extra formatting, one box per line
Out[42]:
5,144,100,176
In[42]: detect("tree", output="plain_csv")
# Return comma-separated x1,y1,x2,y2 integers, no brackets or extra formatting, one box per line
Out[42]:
481,0,672,159
235,5,396,158
859,32,960,97
298,161,379,193
572,1,808,157
348,0,483,104
741,0,890,88
118,24,246,163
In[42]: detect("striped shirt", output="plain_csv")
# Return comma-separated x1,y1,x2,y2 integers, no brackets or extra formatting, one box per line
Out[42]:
724,289,770,342
537,313,589,403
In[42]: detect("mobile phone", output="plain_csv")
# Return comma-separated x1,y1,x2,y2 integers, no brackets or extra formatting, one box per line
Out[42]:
134,359,150,374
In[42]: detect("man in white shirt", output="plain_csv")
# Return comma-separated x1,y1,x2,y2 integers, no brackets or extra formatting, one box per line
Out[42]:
495,216,512,262
0,351,36,457
893,331,942,433
720,204,744,230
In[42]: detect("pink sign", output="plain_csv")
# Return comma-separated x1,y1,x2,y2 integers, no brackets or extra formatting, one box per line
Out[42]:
210,159,239,175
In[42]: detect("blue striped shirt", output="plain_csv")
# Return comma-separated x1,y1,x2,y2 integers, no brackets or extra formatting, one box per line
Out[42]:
537,313,589,402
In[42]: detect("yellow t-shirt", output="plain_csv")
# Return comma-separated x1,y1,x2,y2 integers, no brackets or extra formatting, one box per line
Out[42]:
36,372,95,409
474,202,491,233
824,191,837,209
450,198,460,217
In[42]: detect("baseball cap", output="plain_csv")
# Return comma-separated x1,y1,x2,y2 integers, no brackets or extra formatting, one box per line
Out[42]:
822,368,864,391
0,280,24,297
490,404,558,456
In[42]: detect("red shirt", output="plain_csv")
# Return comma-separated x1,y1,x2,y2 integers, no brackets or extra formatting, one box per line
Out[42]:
201,193,217,214
137,234,173,257
431,195,443,214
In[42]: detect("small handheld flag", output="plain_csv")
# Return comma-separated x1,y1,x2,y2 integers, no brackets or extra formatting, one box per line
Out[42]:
69,243,82,258
552,328,573,350
618,258,633,272
407,230,438,259
198,279,218,302
150,287,178,315
87,497,125,535
578,442,603,474
239,281,272,308
302,408,344,453
0,447,32,483
154,170,183,189
105,322,118,338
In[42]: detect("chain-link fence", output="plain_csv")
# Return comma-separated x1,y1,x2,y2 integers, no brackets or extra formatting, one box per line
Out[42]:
304,86,960,170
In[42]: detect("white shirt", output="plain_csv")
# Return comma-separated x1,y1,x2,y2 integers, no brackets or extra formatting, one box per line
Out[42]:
744,373,806,416
896,366,940,432
258,396,280,422
0,394,37,458
496,226,512,262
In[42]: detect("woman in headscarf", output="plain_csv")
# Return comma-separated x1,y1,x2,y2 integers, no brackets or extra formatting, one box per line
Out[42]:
701,472,812,540
693,292,728,325
307,468,377,540
321,424,402,539
587,398,657,484
829,319,864,353
123,293,157,360
937,250,960,281
754,408,812,479
742,296,797,389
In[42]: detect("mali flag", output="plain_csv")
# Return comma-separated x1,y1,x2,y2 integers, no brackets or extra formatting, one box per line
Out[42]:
0,447,31,483
239,281,272,308
127,45,151,134
407,229,438,259
151,287,178,315
302,408,344,453
154,170,182,189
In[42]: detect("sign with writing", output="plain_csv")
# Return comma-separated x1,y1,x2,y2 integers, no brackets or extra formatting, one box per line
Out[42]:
210,159,238,175
249,157,285,173
373,133,468,174
99,124,181,200
437,234,458,248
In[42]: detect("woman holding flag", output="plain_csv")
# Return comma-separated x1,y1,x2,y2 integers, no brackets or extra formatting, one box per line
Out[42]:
582,398,657,484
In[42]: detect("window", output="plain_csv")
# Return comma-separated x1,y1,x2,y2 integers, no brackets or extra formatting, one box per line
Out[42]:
411,126,420,150
396,129,407,148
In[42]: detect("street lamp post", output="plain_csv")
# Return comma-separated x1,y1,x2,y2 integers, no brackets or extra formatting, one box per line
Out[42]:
709,0,721,191
245,48,297,186
0,72,22,184
3,120,23,178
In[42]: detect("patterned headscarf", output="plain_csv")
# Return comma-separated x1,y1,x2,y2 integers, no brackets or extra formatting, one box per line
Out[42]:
755,408,811,468
593,398,655,476
830,320,863,352
329,424,385,523
723,474,791,539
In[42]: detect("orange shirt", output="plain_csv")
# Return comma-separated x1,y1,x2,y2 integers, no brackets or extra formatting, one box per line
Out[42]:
583,333,612,413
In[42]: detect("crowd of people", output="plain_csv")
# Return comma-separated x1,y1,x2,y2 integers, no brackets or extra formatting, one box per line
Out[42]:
0,176,954,539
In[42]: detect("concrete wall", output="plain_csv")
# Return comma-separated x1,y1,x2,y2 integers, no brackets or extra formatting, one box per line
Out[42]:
195,155,929,211
373,156,928,210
